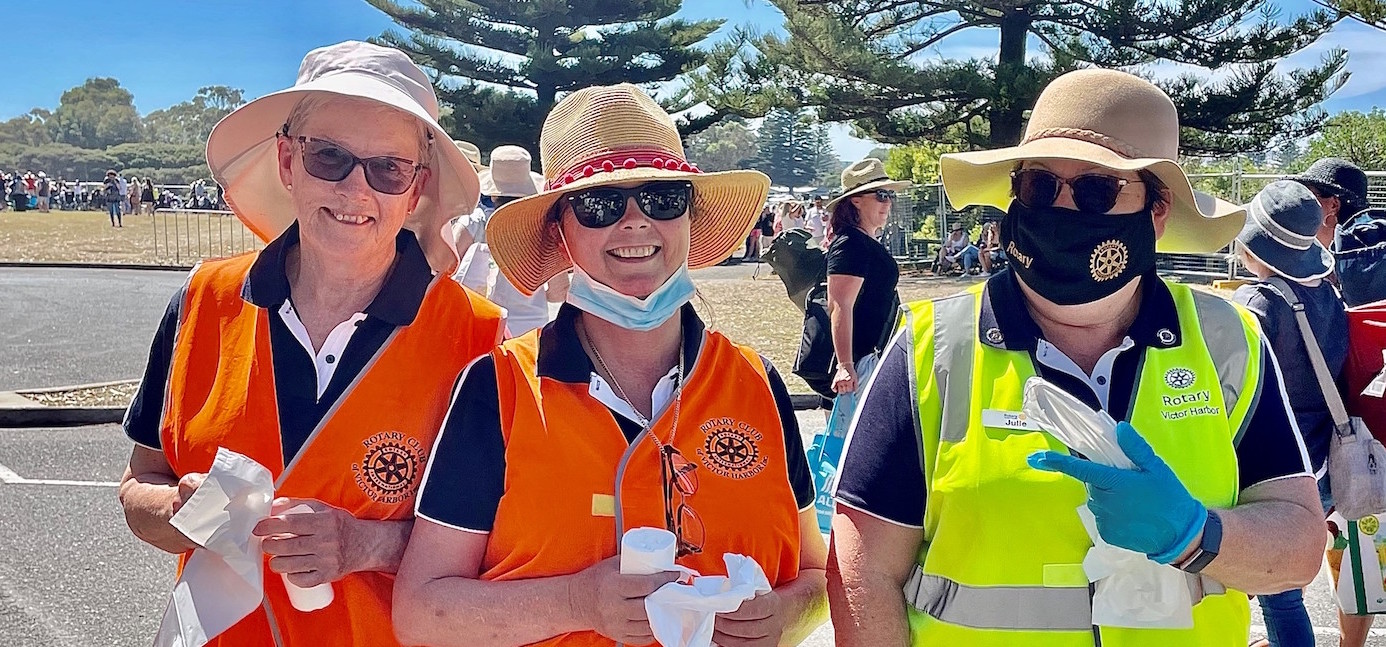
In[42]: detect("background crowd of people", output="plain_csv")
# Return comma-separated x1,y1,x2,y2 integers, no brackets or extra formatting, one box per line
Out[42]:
0,170,225,216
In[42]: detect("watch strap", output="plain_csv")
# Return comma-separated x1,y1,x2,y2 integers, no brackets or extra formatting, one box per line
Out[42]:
1177,509,1223,574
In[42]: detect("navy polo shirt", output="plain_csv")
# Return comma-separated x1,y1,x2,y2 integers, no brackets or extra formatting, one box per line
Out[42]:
834,269,1312,528
123,222,436,463
416,303,816,533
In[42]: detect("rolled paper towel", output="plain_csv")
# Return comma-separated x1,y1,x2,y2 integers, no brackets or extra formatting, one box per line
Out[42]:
280,504,335,612
621,527,679,575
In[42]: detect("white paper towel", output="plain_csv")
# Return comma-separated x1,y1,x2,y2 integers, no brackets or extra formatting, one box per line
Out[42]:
1021,377,1194,629
645,554,771,647
153,448,275,647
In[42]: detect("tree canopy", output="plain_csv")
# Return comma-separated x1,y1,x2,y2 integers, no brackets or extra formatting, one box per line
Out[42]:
49,78,144,149
143,86,245,146
367,0,723,154
696,0,1351,155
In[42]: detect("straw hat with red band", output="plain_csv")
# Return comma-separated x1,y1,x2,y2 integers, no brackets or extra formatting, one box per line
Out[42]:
487,83,771,296
939,68,1246,254
205,40,480,272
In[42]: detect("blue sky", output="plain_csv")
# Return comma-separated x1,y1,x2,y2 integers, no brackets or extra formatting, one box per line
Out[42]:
5,0,1384,160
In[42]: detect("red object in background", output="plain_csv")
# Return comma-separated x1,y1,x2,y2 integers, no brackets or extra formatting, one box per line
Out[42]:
1345,300,1386,441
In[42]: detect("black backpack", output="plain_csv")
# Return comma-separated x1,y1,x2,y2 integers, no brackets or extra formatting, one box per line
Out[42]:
763,228,826,312
792,283,837,401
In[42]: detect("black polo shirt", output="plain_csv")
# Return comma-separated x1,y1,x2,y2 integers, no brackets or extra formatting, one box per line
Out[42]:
416,303,816,533
123,222,436,463
834,269,1312,528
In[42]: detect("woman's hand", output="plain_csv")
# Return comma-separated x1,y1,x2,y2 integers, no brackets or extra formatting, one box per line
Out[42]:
832,363,858,394
571,556,680,645
713,590,787,647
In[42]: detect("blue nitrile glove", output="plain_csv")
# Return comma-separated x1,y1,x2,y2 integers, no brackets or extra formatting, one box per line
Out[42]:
1027,421,1206,564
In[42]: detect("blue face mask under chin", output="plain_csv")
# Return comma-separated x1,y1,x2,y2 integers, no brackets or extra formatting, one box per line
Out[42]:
565,263,696,331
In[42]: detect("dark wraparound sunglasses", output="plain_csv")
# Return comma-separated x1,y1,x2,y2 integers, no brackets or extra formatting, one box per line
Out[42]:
1010,168,1143,214
291,136,423,195
873,189,897,203
564,181,693,229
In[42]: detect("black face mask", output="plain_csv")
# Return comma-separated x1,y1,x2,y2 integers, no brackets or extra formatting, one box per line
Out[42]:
1000,200,1156,305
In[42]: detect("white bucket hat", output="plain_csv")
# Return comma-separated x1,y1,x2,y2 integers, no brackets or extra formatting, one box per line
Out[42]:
206,40,479,272
478,146,543,198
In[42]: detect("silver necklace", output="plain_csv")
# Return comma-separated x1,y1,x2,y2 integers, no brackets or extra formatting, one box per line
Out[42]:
579,319,685,448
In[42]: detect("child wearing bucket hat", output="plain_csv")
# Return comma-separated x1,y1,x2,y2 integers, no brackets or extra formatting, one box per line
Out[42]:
1231,180,1348,646
395,83,828,647
119,41,505,647
831,68,1325,646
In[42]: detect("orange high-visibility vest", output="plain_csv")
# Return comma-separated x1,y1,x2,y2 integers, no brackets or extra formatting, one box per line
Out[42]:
482,329,802,646
159,252,504,647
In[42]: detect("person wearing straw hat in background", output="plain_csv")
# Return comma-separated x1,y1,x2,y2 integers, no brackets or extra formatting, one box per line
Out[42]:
446,144,567,336
1231,181,1352,647
393,83,826,647
117,41,506,647
828,69,1324,646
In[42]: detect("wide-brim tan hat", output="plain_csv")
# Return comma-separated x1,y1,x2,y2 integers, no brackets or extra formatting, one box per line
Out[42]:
206,40,479,272
824,158,910,211
487,83,770,295
478,145,543,198
939,68,1245,254
455,140,486,171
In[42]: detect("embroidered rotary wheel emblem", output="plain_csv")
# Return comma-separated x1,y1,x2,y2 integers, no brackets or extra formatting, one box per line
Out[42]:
1164,367,1196,390
364,442,416,493
705,429,760,472
1089,240,1129,282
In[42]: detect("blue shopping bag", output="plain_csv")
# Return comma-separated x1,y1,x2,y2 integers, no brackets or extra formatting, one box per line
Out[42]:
807,431,846,534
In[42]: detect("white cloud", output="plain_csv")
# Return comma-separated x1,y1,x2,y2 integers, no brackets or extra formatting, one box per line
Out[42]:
1286,20,1386,103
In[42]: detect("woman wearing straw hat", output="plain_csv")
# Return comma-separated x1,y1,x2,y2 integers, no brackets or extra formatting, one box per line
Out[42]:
828,69,1324,646
117,41,505,647
394,83,827,647
446,144,563,336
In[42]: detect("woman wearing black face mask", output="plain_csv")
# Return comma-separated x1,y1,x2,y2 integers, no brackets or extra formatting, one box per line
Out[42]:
827,69,1327,647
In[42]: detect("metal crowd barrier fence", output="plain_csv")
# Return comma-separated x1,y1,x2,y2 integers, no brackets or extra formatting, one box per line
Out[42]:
151,209,264,266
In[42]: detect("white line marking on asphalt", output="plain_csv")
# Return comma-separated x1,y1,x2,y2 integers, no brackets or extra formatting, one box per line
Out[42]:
0,461,118,488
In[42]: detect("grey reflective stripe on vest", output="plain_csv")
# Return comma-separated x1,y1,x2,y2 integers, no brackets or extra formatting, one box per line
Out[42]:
931,293,978,444
1190,290,1259,440
903,566,1225,630
903,567,1093,630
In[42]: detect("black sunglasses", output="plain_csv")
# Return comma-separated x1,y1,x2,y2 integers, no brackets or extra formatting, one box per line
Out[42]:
1010,168,1142,214
291,136,422,195
563,181,693,229
873,189,897,203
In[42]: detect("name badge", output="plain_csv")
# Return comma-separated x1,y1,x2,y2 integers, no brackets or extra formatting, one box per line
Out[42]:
981,409,1043,431
591,494,616,517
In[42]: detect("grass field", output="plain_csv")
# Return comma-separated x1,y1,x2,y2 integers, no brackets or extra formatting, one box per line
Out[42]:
0,208,262,265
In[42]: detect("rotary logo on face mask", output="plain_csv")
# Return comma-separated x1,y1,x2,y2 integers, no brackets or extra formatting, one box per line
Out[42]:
1165,367,1197,390
1089,240,1129,282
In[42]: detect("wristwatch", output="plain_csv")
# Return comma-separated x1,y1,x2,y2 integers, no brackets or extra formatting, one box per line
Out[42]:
1176,509,1223,574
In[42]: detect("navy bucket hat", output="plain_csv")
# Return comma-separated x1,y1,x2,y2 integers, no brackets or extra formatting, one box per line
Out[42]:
1237,180,1334,281
1290,158,1370,216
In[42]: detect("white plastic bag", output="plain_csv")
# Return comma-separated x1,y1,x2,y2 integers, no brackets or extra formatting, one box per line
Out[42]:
1022,377,1194,629
153,448,275,647
644,554,772,647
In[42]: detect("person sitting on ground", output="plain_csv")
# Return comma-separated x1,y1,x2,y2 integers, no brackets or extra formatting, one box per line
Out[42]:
1231,181,1348,647
937,222,977,274
117,40,505,647
978,220,1004,274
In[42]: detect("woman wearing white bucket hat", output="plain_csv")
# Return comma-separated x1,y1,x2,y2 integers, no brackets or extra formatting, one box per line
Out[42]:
829,69,1324,646
445,144,563,336
394,83,827,647
118,41,505,647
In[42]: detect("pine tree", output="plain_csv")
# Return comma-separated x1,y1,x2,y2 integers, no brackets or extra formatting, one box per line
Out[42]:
755,109,825,191
367,0,722,155
698,0,1349,155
